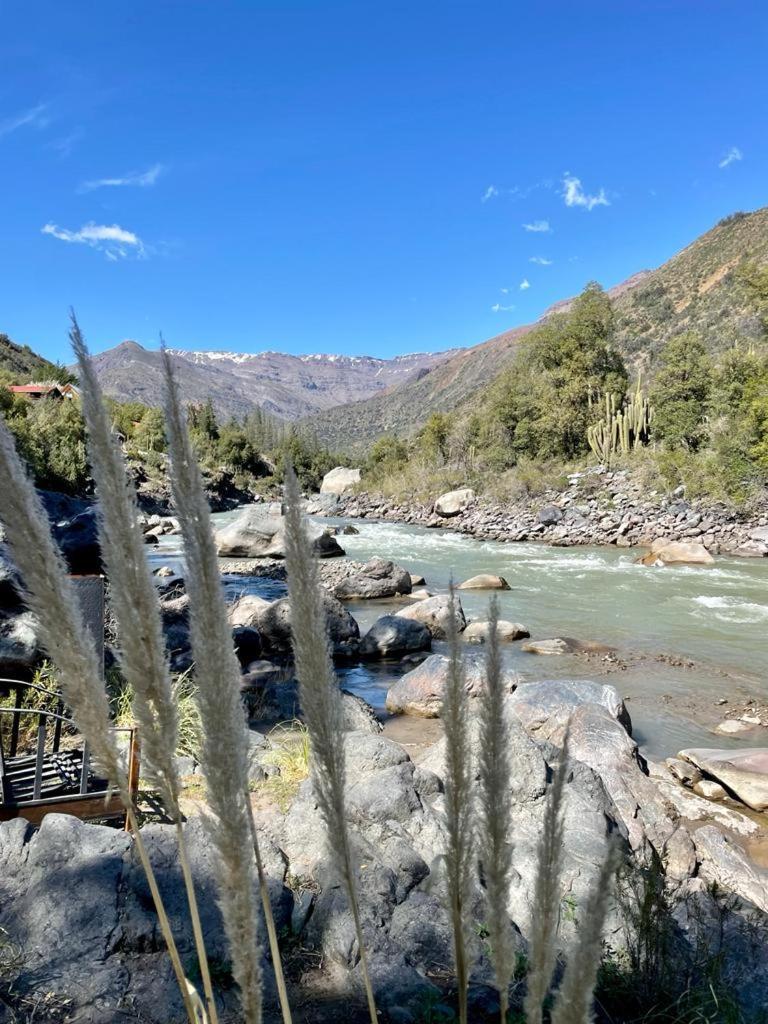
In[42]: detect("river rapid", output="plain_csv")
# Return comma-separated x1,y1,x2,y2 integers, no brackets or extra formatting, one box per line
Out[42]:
155,509,768,763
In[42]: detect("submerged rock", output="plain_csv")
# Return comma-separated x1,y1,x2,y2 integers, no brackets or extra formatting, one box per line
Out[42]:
464,620,529,643
521,636,612,656
456,573,511,590
636,540,715,566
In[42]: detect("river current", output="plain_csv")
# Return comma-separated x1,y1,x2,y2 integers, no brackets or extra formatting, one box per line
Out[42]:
155,510,768,762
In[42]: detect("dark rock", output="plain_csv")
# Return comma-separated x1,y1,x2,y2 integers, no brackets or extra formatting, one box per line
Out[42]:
360,615,431,659
537,504,564,526
231,624,262,667
40,490,101,574
334,557,412,600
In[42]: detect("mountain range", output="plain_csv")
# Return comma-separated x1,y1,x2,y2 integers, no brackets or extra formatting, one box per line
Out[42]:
4,206,766,454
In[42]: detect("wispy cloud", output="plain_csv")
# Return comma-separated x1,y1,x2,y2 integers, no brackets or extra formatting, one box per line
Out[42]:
80,163,164,192
41,221,146,260
529,256,553,266
562,173,609,210
491,303,515,312
520,279,531,291
523,219,551,233
718,146,743,169
481,184,500,202
48,129,84,159
0,102,49,140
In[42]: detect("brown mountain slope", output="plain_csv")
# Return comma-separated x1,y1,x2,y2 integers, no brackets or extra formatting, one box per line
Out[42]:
304,206,768,450
86,342,459,420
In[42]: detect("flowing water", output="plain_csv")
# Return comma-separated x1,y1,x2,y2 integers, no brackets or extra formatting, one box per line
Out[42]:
154,510,768,762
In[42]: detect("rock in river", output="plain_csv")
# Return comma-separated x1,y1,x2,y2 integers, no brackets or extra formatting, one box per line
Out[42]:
464,620,529,643
333,557,412,600
360,615,431,659
216,506,344,559
456,573,511,590
678,748,768,811
636,539,714,566
395,593,466,639
385,652,518,716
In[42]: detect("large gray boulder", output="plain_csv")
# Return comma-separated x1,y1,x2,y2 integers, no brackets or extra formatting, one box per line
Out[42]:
216,506,344,559
395,593,466,639
509,679,632,736
257,594,360,654
360,615,431,659
434,487,475,517
385,652,518,717
333,558,412,600
320,466,361,495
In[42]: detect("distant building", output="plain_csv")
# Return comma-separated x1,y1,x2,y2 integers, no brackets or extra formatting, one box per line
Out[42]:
9,382,79,401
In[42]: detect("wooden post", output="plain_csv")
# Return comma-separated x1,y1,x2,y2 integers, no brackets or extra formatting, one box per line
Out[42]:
124,728,141,831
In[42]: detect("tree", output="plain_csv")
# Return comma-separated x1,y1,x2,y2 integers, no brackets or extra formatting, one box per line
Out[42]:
650,333,712,450
417,412,451,462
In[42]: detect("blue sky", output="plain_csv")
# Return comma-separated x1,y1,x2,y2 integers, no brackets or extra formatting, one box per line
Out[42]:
1,1,767,364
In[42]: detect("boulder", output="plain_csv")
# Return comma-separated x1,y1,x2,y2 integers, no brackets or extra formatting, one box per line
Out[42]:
333,558,412,600
258,594,360,654
40,490,101,574
319,466,361,495
227,594,272,629
636,540,715,566
395,593,466,640
509,679,632,736
694,826,768,913
678,748,768,811
0,611,39,673
521,636,611,656
360,616,431,659
385,652,517,717
693,779,728,801
457,573,511,590
216,506,344,559
341,691,383,734
537,505,564,526
231,624,262,667
434,488,475,518
464,620,529,643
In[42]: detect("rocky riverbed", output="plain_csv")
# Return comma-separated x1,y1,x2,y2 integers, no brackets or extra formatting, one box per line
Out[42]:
321,469,768,558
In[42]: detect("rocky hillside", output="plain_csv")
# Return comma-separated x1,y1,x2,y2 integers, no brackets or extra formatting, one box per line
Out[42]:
86,341,459,421
304,206,768,450
0,333,74,384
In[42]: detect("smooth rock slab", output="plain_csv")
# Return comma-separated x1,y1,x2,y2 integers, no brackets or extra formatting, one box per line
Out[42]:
678,748,768,811
456,573,511,590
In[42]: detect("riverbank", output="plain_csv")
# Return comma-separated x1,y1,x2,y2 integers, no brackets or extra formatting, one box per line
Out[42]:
323,467,768,558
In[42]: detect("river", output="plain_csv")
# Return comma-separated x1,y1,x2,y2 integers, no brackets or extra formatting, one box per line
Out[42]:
154,509,768,763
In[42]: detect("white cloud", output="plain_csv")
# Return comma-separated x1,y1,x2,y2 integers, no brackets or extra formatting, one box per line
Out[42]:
718,146,743,169
80,163,164,192
523,219,551,233
41,221,146,260
529,256,553,266
481,184,499,202
0,102,49,139
500,287,510,294
520,278,531,291
562,173,609,210
491,303,516,312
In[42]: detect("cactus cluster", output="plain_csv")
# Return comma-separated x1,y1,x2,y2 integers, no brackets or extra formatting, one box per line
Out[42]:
587,384,653,463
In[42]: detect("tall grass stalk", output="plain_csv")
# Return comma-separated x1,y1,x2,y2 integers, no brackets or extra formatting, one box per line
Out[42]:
524,728,571,1024
550,843,618,1024
477,596,515,1023
442,584,474,1024
162,348,292,1024
0,415,200,1024
70,314,220,1024
282,467,378,1024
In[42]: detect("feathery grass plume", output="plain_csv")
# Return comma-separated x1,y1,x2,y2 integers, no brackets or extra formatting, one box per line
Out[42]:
524,726,571,1024
0,413,200,1024
477,595,515,1023
282,467,378,1024
442,583,474,1024
550,843,619,1024
161,347,266,1024
71,313,219,1024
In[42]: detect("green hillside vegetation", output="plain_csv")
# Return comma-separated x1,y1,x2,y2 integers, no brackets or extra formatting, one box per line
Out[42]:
0,370,338,496
306,206,768,452
363,267,768,506
0,333,76,386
